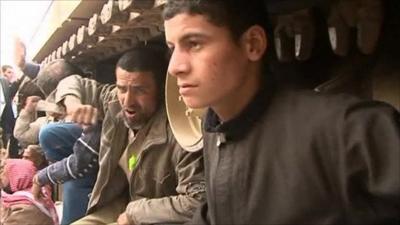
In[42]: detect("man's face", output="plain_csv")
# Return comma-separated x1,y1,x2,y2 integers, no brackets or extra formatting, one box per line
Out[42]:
116,67,159,130
3,68,15,82
165,13,250,110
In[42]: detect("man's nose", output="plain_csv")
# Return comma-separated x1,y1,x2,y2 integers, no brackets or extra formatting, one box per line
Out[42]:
123,89,136,107
168,49,190,77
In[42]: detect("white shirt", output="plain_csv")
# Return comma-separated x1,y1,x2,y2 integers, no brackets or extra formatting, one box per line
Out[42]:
0,84,6,117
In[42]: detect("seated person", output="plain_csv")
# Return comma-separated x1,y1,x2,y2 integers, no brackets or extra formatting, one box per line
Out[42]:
36,122,97,225
0,159,58,225
13,61,89,225
31,124,101,209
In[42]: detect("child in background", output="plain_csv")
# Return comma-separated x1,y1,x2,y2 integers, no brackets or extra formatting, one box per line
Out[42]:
0,159,58,225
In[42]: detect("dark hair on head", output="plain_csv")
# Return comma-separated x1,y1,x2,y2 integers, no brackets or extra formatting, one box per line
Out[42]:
27,145,43,155
25,144,48,169
35,59,83,97
1,65,13,73
163,0,269,42
117,45,168,100
17,79,46,111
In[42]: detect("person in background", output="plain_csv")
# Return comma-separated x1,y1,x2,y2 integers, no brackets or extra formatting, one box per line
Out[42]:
2,64,29,102
0,74,18,158
13,59,82,146
57,46,205,225
163,0,400,224
1,62,34,157
0,159,58,225
32,123,101,224
13,59,95,225
1,65,17,84
13,92,45,147
1,37,43,157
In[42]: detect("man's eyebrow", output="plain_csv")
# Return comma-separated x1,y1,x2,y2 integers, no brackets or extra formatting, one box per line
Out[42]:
180,32,208,42
168,32,208,46
116,84,147,89
116,84,128,91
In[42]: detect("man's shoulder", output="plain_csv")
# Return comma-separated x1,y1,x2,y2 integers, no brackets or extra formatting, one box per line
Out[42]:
268,89,398,123
147,108,170,141
275,89,380,111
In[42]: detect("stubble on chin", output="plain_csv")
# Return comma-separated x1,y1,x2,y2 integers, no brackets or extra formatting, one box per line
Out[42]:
123,114,145,131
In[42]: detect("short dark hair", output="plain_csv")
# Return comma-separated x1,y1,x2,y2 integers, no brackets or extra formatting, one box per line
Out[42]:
163,0,269,42
1,65,13,73
116,45,168,99
17,79,46,111
35,59,82,97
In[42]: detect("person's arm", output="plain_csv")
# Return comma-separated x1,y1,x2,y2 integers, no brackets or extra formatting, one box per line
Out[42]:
35,124,102,186
13,37,27,70
13,110,45,145
186,202,210,225
339,101,400,223
124,141,206,225
13,37,40,79
55,75,116,124
13,96,44,145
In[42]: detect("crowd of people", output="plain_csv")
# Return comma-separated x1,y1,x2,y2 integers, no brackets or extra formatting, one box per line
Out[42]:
1,1,399,225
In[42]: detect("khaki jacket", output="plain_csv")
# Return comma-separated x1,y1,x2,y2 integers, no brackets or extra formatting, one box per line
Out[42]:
56,75,205,224
13,91,58,146
13,109,47,146
1,204,53,225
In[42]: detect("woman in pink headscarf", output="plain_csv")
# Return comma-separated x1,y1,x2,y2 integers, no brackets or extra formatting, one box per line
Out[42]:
0,159,59,225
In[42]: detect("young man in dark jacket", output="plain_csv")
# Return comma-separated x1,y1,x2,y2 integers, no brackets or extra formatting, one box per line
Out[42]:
163,1,400,224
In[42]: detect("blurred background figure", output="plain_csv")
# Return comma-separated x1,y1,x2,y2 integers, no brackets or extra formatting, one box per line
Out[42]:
0,74,19,158
13,37,40,80
1,65,17,84
13,58,83,147
0,159,58,225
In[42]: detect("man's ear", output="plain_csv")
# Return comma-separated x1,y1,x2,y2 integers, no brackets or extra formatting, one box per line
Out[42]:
241,25,267,61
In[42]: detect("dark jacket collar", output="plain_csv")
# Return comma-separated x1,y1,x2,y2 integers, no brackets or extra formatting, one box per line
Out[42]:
204,82,274,141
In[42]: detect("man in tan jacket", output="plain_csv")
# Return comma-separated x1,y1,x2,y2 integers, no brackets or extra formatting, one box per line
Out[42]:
56,45,205,225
